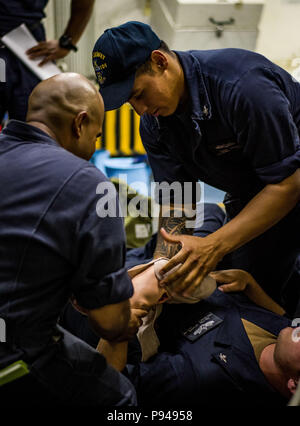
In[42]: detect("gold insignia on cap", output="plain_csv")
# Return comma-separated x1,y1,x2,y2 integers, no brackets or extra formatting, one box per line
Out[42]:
93,51,106,60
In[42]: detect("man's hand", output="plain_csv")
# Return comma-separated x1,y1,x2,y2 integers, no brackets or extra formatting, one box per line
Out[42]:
158,228,224,296
26,0,96,66
211,269,285,316
209,269,253,293
116,308,148,342
26,40,69,66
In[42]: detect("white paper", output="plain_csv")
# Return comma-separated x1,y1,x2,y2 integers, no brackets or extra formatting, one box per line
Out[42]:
1,24,61,81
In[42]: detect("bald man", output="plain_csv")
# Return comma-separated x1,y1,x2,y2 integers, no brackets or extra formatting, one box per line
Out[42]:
0,73,139,406
100,266,298,408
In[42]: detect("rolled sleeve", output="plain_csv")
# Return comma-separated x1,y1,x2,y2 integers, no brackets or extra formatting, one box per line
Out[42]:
228,67,300,185
256,149,300,185
73,266,133,310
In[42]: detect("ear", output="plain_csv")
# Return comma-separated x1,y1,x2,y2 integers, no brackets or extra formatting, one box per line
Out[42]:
73,111,88,138
287,378,298,395
151,50,168,72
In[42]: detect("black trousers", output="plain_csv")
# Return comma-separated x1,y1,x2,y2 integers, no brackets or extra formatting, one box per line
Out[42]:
0,326,137,407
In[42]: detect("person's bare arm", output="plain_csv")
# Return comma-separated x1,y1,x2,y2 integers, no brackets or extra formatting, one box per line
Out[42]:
86,299,131,342
97,340,128,372
27,0,95,66
153,204,196,259
73,296,147,362
96,306,149,370
209,169,300,256
78,300,147,343
159,170,300,295
56,0,95,46
210,269,285,316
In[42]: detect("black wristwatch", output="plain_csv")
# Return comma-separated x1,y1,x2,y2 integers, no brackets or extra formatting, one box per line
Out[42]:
59,34,78,52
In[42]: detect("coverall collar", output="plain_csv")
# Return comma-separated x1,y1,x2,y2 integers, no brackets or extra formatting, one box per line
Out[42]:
2,119,60,148
174,50,212,121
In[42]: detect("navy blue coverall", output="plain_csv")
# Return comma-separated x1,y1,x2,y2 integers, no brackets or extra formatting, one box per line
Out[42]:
0,0,49,121
140,49,300,316
128,289,291,407
0,120,136,406
60,209,292,408
60,204,292,407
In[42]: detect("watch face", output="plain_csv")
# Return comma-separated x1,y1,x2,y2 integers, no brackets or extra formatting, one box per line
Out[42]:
59,35,77,51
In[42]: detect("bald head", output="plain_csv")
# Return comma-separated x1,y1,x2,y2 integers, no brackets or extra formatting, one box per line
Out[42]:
27,73,104,160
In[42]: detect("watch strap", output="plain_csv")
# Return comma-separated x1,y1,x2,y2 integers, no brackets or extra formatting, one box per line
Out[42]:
59,34,78,52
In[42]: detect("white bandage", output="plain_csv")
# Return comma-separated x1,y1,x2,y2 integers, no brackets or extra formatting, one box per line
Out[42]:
128,258,217,361
153,258,217,304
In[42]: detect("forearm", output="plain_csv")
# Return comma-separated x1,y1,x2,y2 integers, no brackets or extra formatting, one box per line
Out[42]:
215,269,286,315
87,300,131,342
210,171,300,257
153,204,196,259
63,0,95,44
97,339,128,372
245,276,285,316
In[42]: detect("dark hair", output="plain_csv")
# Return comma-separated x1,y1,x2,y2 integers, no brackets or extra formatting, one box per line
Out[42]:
159,40,172,54
136,40,173,76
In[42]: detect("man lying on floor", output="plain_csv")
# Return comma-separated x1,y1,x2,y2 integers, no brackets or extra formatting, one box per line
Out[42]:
65,255,298,407
98,261,300,407
59,204,298,407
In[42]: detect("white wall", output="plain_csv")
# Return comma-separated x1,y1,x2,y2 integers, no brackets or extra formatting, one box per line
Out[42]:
43,0,55,40
149,0,300,72
256,0,300,71
93,0,148,39
43,0,300,75
42,0,148,77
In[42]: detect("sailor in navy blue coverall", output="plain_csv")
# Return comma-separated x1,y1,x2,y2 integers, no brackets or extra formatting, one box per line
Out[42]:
0,0,94,121
127,289,291,407
60,204,296,407
61,282,292,408
0,73,137,406
92,22,300,317
63,204,295,407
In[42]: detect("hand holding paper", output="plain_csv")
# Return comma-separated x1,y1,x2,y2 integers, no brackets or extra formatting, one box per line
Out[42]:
26,40,69,67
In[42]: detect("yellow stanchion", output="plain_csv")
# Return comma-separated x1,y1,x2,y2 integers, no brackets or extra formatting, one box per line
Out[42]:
99,103,145,156
120,104,132,156
105,109,118,156
133,108,145,154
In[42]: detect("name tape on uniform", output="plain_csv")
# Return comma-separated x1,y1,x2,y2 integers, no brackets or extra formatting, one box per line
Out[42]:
182,312,223,342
